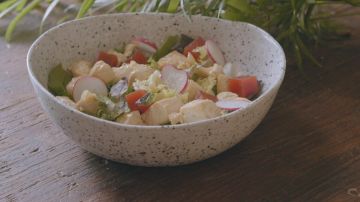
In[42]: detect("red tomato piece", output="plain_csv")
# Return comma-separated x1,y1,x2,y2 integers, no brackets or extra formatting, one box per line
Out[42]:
125,90,147,111
130,50,148,64
183,37,205,61
228,76,260,99
195,91,218,102
98,51,118,67
136,103,151,113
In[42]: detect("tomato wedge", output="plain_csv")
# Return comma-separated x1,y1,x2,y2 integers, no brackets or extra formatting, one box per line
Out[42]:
130,50,148,64
228,76,260,99
98,51,118,67
195,91,218,102
136,103,151,113
183,37,205,61
125,90,147,111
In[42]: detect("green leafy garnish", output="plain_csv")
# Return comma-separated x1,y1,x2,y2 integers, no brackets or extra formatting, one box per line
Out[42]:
147,57,159,70
47,64,72,96
196,74,216,95
153,35,180,61
96,95,127,120
173,34,194,53
76,0,95,19
125,85,134,95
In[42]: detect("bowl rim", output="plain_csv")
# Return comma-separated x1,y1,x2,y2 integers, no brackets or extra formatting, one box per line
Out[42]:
27,12,286,129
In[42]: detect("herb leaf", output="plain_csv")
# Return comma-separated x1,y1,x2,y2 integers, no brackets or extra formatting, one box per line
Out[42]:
47,64,72,96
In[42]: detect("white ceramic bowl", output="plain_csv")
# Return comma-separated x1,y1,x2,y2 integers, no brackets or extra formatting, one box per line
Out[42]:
27,13,286,166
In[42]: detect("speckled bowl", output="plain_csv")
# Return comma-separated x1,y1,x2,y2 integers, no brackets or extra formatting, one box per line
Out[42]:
27,13,286,166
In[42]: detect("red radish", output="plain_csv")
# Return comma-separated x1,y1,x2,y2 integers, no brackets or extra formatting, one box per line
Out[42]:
228,76,260,99
195,91,218,102
216,99,251,111
161,65,188,93
66,77,80,96
98,51,118,67
183,37,205,61
129,50,148,64
73,76,108,102
205,40,225,66
132,37,157,54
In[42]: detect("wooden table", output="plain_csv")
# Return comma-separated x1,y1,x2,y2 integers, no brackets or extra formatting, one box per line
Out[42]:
1,14,359,202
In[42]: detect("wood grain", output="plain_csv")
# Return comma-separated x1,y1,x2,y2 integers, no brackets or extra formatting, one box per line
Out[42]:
0,14,360,202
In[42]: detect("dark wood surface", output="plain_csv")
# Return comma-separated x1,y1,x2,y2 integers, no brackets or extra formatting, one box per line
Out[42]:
0,14,359,202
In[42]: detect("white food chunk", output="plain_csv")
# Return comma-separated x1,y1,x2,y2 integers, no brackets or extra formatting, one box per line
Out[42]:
196,64,224,77
129,64,155,85
113,63,135,81
116,111,144,125
76,90,99,115
124,43,136,57
169,112,183,125
56,96,76,108
179,99,221,123
209,64,223,75
158,51,188,69
90,60,116,85
141,96,184,125
182,80,203,101
216,73,229,93
69,60,92,77
112,61,154,85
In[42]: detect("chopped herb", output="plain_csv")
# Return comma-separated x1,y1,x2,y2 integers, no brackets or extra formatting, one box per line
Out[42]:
147,57,159,70
96,95,126,120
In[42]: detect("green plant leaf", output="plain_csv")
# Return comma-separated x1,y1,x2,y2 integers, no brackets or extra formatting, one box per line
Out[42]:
0,0,18,12
39,0,60,34
295,34,322,67
226,0,251,13
114,0,128,12
5,0,42,42
76,0,95,19
167,0,179,13
47,64,72,96
156,0,168,12
15,0,27,12
145,0,159,12
0,0,21,19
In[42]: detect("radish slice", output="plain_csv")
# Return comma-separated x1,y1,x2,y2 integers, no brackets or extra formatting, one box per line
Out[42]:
216,99,251,111
195,91,218,102
161,65,188,93
205,40,225,66
73,76,108,102
132,37,157,54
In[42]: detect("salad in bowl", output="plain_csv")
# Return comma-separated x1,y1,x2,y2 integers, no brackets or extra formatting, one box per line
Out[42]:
49,35,261,126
